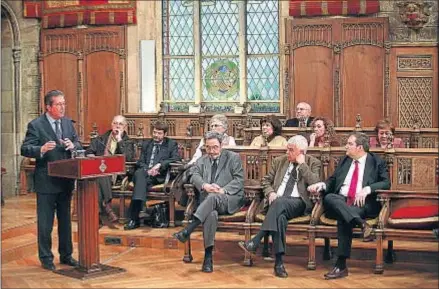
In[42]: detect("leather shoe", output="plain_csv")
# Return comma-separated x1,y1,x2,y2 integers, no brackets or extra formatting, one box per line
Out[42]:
274,264,288,278
41,262,56,271
324,266,348,280
124,219,140,230
362,222,374,242
201,257,213,273
238,240,258,254
60,257,78,267
173,229,189,243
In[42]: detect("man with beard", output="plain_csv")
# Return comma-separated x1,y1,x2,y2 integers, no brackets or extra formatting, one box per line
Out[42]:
124,121,181,230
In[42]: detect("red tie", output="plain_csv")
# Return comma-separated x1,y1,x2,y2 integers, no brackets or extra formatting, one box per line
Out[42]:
347,160,359,206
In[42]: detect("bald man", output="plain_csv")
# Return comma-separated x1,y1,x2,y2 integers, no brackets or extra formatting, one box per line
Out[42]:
285,102,314,127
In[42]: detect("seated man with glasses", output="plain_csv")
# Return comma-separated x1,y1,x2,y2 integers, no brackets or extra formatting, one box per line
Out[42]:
188,114,236,165
285,102,314,128
173,131,244,273
85,115,135,227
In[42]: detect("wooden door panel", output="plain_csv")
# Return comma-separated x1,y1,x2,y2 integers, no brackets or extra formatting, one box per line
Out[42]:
342,45,384,127
43,53,79,125
85,51,121,140
293,47,334,120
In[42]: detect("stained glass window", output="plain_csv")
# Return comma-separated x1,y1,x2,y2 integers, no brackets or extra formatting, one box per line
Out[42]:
161,0,280,113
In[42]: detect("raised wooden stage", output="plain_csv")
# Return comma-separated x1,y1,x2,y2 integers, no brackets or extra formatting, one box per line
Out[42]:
1,194,438,288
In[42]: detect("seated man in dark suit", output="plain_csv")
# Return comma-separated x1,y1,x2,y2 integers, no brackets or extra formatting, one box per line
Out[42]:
285,102,314,127
308,132,391,280
124,121,181,230
239,135,321,278
173,131,245,273
369,119,405,148
85,115,135,226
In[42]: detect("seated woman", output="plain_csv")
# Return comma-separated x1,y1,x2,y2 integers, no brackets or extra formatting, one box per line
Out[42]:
370,119,405,148
250,115,287,147
188,114,236,165
309,116,340,147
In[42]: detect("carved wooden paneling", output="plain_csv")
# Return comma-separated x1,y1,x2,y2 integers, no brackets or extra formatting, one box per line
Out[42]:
398,77,433,127
390,47,438,128
40,26,126,142
397,55,433,71
285,17,389,126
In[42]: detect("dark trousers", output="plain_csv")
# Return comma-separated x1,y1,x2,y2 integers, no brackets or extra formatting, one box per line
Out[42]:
97,176,112,213
194,194,229,248
129,168,160,220
36,191,73,264
323,193,381,258
260,196,305,254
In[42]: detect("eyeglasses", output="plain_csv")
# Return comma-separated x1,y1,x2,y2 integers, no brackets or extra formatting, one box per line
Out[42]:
296,107,308,111
53,103,67,107
112,121,125,126
210,124,222,128
205,145,220,150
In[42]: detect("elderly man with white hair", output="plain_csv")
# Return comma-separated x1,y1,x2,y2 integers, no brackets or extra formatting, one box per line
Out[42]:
239,135,321,278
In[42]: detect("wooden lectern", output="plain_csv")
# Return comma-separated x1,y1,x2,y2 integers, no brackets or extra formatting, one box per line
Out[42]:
48,155,126,280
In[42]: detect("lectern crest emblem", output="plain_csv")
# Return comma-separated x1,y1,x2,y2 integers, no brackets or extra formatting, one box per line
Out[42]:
99,160,107,173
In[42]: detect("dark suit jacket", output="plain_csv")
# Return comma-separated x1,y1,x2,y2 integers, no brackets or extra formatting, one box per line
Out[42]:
85,130,135,161
324,153,391,202
191,149,244,214
261,154,322,215
137,137,181,183
284,117,314,127
21,114,82,194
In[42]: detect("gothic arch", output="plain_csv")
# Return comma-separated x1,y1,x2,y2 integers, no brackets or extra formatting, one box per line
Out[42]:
1,0,21,195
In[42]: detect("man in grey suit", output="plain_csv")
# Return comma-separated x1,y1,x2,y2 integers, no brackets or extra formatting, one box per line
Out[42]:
239,135,321,278
173,131,244,273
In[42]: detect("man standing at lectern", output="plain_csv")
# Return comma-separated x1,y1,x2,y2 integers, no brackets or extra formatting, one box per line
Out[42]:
21,90,81,271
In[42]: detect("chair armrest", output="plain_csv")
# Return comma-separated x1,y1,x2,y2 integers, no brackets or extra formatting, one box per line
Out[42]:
310,200,324,225
183,184,197,221
376,189,438,200
244,183,262,223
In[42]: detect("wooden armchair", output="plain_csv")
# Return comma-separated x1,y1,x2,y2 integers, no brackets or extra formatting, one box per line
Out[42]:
307,192,384,272
180,180,261,265
112,161,184,227
375,189,438,272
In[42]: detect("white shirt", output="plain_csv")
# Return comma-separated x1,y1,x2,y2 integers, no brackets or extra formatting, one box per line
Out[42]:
339,154,367,197
276,163,300,198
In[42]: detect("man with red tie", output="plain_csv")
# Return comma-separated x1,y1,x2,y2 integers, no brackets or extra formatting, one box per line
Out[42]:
308,132,390,280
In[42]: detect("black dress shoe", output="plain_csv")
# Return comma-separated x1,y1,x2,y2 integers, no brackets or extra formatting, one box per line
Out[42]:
324,266,348,280
42,262,56,271
362,222,374,242
201,257,213,273
238,240,258,254
124,219,140,230
173,229,189,243
274,264,288,278
60,257,79,267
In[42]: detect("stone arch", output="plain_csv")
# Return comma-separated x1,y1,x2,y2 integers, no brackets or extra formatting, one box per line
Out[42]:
1,1,21,196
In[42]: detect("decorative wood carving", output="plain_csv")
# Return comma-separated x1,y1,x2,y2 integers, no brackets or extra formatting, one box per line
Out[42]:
290,24,332,50
397,55,433,70
341,22,385,48
398,77,433,128
397,158,412,185
396,1,431,30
